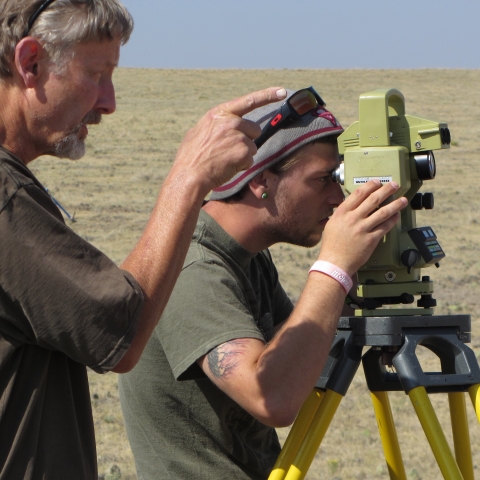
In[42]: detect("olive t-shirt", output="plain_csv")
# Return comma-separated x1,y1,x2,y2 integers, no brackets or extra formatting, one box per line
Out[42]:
119,210,294,480
0,147,144,479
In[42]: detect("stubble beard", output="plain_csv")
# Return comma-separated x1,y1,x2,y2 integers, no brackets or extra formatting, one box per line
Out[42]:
270,218,322,249
53,111,102,160
265,186,323,249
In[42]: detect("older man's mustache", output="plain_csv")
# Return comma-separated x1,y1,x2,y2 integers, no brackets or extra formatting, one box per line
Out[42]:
81,110,102,126
69,111,102,134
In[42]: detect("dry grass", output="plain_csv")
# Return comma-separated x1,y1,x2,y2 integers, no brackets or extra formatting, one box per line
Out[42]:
29,68,480,479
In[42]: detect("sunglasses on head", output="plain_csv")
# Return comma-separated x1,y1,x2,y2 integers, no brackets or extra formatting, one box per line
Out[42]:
254,86,326,149
24,0,57,37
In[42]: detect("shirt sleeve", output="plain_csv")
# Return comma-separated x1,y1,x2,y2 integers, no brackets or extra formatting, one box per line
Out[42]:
0,183,144,373
157,257,266,381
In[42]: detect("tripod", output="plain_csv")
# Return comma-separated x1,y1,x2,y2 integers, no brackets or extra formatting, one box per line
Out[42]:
269,315,480,480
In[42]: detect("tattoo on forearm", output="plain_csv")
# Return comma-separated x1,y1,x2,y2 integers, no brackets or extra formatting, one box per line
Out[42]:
207,339,248,379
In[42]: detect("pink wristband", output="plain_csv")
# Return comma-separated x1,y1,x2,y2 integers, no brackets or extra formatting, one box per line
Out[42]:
309,260,353,294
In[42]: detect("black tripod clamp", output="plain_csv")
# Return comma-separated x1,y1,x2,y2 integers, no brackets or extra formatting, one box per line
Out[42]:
315,329,363,396
315,314,480,395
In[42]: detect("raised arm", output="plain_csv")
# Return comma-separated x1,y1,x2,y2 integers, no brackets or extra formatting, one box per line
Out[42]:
197,180,407,426
113,87,287,373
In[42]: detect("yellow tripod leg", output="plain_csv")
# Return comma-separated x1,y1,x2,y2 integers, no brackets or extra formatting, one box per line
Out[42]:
409,387,464,480
269,389,324,480
468,384,480,423
448,392,474,480
370,391,407,480
284,390,343,480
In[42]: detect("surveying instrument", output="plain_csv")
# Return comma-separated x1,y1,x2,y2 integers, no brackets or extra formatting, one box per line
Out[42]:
269,89,480,480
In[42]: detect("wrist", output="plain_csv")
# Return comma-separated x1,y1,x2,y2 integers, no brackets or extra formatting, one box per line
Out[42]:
163,165,211,204
309,260,353,294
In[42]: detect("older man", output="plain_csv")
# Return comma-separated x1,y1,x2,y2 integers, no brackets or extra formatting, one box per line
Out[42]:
119,88,408,479
0,0,286,478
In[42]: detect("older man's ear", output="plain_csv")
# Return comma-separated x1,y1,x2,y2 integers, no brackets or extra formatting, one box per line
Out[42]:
14,37,46,87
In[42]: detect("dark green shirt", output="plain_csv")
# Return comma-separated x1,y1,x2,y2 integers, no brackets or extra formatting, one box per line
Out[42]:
119,210,293,480
0,147,144,479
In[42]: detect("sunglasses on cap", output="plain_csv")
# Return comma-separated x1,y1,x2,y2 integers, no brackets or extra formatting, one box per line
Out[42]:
254,86,326,149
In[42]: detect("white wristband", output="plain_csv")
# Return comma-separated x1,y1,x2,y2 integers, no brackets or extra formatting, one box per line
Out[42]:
309,260,353,294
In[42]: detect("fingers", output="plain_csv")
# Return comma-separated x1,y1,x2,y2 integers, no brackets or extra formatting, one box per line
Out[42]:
370,211,401,236
344,180,397,212
340,180,408,226
214,87,286,169
364,197,407,233
173,87,287,193
216,87,287,119
318,181,408,275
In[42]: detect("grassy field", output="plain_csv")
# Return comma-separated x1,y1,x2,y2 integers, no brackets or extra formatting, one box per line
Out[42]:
29,68,480,479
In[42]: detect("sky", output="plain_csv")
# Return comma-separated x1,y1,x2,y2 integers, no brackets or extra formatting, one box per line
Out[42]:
119,0,480,70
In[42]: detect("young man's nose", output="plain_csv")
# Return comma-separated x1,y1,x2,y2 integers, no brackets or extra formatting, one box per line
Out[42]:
328,182,345,206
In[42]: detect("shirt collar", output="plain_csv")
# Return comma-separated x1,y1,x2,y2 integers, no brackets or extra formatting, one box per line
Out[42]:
197,209,255,271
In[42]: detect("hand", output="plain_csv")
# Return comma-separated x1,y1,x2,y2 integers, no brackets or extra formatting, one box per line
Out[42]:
172,87,287,193
318,180,408,276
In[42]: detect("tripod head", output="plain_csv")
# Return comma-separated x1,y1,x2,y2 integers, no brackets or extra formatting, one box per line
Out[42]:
333,89,451,315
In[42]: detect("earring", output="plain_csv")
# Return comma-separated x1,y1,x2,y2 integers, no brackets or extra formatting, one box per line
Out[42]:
261,192,268,199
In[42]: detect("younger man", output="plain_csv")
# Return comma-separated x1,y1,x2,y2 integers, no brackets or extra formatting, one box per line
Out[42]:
119,88,406,479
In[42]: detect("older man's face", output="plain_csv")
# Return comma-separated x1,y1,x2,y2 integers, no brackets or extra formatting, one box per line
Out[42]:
31,38,121,160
